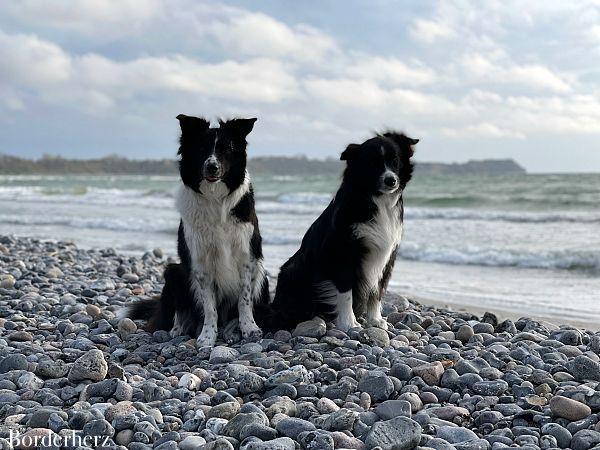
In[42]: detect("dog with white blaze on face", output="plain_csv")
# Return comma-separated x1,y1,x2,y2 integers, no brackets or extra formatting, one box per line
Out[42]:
257,131,417,333
123,115,269,347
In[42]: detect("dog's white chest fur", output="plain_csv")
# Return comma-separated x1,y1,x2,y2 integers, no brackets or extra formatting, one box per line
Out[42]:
353,194,403,296
175,179,253,297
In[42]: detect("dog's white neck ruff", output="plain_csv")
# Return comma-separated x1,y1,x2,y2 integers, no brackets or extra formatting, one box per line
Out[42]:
353,191,403,297
175,171,254,299
176,171,251,224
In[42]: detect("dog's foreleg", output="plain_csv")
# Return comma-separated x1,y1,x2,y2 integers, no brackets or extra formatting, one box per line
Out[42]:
191,269,218,347
366,293,388,330
238,262,262,341
335,290,361,332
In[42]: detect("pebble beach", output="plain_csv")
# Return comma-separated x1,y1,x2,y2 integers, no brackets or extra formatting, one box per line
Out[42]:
2,235,600,450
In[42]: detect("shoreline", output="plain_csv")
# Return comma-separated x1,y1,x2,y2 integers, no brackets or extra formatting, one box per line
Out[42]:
408,295,599,331
2,234,600,450
4,232,598,331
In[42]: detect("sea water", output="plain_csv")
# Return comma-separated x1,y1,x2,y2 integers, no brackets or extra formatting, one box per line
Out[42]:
1,172,599,324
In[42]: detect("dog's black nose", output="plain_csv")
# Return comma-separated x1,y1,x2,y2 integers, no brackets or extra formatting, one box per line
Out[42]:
206,161,220,174
384,175,398,187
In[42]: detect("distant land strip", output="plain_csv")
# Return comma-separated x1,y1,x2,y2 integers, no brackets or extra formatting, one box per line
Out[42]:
0,154,526,175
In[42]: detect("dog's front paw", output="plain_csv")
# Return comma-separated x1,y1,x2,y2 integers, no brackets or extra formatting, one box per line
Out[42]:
241,324,263,342
367,317,389,330
336,317,362,333
196,330,217,348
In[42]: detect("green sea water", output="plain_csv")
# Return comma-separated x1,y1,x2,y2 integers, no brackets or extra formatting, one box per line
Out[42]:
1,172,599,324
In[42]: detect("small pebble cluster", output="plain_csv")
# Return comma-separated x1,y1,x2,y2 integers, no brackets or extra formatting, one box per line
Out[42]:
1,235,600,450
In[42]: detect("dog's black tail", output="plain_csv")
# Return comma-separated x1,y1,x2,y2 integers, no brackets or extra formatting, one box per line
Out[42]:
119,263,186,332
126,297,160,322
119,295,175,332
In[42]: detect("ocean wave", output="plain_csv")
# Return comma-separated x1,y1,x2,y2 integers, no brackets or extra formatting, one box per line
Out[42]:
4,184,598,225
405,208,600,224
0,186,175,208
256,201,324,215
262,235,301,246
406,195,485,207
405,192,600,209
277,193,332,204
398,243,600,273
0,214,176,233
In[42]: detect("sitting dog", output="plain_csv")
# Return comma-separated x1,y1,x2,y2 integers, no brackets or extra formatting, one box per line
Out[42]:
125,115,269,347
259,132,417,332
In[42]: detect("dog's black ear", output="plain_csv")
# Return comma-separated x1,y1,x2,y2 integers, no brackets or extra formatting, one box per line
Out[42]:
220,118,257,139
383,132,419,156
340,143,360,161
176,114,210,133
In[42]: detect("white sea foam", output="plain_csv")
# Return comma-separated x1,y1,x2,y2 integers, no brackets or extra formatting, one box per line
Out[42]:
398,243,600,272
0,186,174,208
405,207,600,224
277,193,331,204
0,213,175,233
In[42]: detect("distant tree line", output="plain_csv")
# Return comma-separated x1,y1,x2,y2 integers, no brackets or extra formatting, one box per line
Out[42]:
0,153,526,175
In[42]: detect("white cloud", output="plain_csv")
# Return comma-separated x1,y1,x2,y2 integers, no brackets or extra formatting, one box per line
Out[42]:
506,65,572,93
303,77,458,119
206,11,338,63
346,56,438,87
587,24,600,49
505,95,600,133
4,1,339,64
304,78,386,109
1,0,600,170
460,52,573,93
441,123,525,139
0,31,71,86
2,0,163,35
0,31,299,113
0,86,25,113
103,56,298,102
409,18,456,43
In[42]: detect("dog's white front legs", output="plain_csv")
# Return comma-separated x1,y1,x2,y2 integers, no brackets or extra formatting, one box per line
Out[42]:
192,269,218,347
238,262,262,341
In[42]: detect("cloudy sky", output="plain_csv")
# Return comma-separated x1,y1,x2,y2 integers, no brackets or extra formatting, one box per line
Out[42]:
1,1,599,172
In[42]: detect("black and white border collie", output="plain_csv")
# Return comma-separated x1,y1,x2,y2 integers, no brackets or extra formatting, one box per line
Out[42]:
125,115,269,347
259,132,417,332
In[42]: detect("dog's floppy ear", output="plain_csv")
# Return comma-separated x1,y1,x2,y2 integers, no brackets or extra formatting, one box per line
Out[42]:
220,118,257,139
340,143,360,161
176,114,210,133
383,132,419,156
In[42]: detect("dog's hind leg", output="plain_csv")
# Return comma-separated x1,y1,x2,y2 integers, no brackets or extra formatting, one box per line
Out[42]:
222,317,241,344
157,263,198,336
366,249,396,330
238,262,262,341
170,313,184,337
